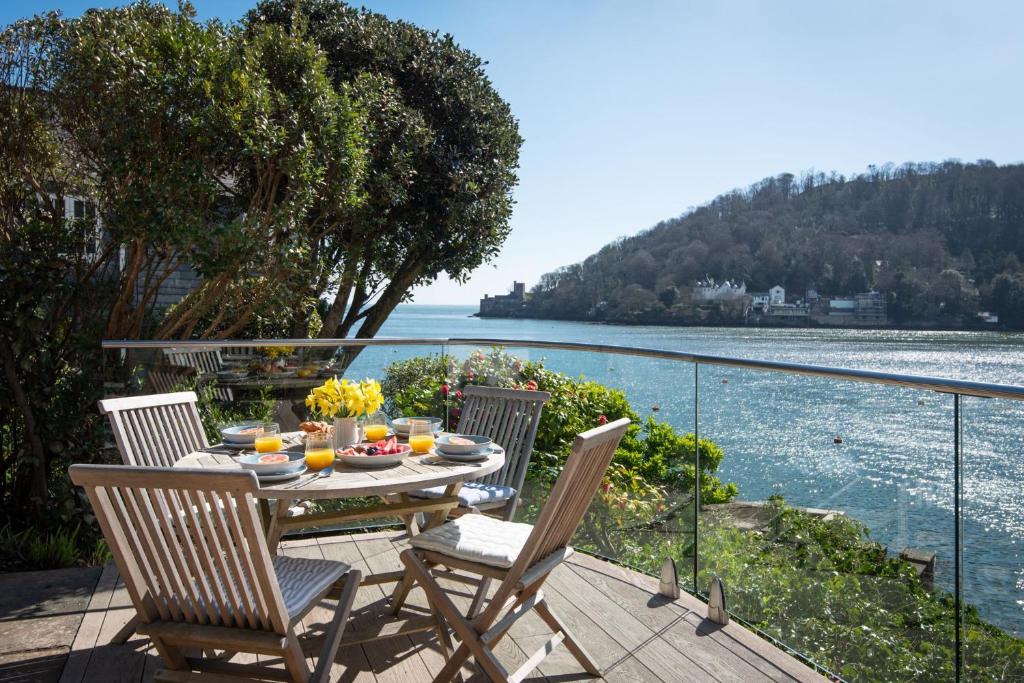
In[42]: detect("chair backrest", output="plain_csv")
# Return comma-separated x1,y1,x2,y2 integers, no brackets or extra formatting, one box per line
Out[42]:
507,418,630,583
221,345,260,361
458,385,551,492
98,391,210,467
164,348,224,375
70,465,291,634
146,363,197,394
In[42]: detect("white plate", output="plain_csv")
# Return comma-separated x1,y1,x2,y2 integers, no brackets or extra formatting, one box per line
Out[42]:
435,434,492,454
336,447,410,469
256,465,307,483
221,422,263,444
435,446,494,462
238,451,306,475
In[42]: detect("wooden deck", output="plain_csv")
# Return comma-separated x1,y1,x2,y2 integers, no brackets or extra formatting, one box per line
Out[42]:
5,530,828,683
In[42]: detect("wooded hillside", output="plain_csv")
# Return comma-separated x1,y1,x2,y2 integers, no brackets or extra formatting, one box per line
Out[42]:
524,161,1024,327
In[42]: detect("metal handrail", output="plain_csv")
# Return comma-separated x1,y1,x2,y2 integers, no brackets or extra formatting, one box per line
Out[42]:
100,336,1024,401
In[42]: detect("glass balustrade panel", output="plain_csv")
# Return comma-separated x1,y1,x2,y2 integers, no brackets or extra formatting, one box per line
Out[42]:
438,342,698,592
696,363,956,681
961,394,1024,680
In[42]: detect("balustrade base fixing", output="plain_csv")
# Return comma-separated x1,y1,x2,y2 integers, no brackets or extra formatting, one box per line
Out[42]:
707,576,729,625
658,558,680,599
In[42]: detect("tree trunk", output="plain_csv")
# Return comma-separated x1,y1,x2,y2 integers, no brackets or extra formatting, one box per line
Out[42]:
335,257,427,370
319,256,359,338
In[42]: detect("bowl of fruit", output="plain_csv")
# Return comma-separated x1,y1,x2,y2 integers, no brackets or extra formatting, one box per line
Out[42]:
238,451,306,475
335,437,411,468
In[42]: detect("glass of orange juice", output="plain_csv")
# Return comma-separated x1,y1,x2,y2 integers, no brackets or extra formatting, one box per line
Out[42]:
364,411,389,442
254,423,283,453
408,419,435,454
304,434,334,471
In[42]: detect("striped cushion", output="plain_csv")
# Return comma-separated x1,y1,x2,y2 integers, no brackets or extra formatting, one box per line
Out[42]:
272,555,350,619
409,481,516,507
410,513,534,569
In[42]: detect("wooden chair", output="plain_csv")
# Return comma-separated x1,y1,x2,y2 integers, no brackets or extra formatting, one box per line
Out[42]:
147,364,198,395
98,392,209,467
164,349,233,402
392,418,631,683
164,348,225,375
69,464,361,683
409,385,551,522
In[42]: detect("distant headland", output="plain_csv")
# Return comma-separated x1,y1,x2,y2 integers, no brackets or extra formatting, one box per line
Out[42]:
478,161,1024,331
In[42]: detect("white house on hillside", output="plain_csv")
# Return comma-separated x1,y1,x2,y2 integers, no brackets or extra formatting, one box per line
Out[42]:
694,278,747,301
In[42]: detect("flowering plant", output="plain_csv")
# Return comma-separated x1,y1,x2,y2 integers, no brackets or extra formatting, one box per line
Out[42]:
305,377,384,419
260,345,295,360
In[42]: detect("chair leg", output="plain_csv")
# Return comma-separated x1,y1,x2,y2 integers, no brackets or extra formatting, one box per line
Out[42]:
392,555,440,615
390,569,418,615
467,576,492,618
110,612,140,644
266,497,293,555
311,569,361,683
283,632,312,682
403,550,507,683
534,597,601,676
150,635,188,670
501,496,518,521
431,602,462,683
432,642,473,683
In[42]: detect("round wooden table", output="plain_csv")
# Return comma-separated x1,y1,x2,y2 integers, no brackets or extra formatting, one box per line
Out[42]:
176,435,505,566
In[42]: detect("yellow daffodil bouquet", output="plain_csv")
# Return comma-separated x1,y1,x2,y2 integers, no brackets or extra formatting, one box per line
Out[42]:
305,377,384,419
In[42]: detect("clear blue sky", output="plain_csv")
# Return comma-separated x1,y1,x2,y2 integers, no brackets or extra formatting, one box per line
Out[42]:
5,1,1023,305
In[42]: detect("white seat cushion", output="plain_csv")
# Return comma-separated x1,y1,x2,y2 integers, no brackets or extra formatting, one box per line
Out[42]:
409,481,517,508
409,513,534,569
272,555,350,620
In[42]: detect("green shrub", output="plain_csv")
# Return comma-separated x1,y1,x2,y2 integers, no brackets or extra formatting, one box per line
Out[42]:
384,348,736,498
382,347,737,562
0,522,101,570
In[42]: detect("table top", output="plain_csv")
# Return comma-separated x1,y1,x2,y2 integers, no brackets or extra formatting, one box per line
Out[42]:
175,434,505,500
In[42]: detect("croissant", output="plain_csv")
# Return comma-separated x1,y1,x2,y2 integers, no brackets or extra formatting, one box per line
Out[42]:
299,421,332,434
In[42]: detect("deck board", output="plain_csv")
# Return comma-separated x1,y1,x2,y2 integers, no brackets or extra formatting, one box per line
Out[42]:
562,562,769,683
1,529,829,683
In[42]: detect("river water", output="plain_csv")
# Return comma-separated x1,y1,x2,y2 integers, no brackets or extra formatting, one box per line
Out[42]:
347,304,1024,636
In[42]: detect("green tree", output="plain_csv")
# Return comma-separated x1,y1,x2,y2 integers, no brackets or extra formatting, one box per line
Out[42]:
246,0,523,342
990,271,1024,327
0,2,369,512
